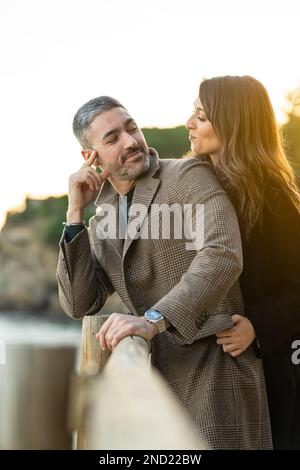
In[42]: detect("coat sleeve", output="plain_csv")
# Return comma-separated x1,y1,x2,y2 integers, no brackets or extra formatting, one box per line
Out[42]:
56,227,115,319
153,158,243,344
244,191,300,356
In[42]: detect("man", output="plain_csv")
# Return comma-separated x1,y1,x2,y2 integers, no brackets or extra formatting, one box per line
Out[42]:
57,96,272,449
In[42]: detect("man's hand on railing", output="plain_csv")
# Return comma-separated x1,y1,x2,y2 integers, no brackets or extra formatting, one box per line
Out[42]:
96,313,159,351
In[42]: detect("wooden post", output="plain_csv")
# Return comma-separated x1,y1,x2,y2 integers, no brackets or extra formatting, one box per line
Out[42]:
0,344,76,450
76,314,111,449
79,314,111,374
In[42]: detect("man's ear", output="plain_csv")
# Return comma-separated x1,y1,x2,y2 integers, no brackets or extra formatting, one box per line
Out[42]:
81,149,94,161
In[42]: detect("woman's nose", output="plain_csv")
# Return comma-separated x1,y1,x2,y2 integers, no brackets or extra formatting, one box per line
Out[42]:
186,114,195,130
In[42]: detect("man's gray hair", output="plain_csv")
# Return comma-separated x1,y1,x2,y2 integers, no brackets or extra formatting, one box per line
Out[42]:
72,96,126,148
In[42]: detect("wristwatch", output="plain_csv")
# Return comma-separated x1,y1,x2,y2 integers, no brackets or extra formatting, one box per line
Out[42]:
144,308,167,334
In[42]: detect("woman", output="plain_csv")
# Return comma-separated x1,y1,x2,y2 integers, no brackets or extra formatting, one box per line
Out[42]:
186,75,300,449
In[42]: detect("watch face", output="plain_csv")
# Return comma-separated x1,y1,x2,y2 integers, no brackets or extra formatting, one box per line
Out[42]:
146,310,162,321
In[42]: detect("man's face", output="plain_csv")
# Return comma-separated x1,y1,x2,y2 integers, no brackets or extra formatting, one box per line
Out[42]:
85,107,150,180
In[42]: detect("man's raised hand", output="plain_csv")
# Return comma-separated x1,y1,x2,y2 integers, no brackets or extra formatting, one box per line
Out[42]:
67,150,110,222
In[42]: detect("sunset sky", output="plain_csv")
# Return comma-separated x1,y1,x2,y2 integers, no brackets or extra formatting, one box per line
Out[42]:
1,0,300,228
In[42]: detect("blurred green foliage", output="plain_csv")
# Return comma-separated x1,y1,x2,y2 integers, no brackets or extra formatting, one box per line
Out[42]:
142,126,190,158
5,196,96,246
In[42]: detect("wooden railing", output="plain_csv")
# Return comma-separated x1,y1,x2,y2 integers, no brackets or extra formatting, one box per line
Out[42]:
73,314,202,450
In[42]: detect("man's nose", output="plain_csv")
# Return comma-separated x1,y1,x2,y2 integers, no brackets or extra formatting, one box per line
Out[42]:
123,131,138,148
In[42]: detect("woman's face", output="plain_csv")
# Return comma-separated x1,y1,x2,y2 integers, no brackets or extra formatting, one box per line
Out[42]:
186,98,220,155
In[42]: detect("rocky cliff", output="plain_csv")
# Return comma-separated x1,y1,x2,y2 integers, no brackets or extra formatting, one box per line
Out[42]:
0,197,67,313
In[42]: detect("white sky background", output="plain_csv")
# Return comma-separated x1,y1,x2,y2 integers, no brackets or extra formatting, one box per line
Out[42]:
0,0,300,227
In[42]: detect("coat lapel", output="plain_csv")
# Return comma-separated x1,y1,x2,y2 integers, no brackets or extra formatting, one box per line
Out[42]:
122,150,160,259
94,179,123,259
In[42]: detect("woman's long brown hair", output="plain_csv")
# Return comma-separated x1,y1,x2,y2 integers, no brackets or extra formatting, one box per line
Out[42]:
198,75,300,239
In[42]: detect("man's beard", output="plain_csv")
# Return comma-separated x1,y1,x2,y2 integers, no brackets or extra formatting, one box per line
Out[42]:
99,146,150,180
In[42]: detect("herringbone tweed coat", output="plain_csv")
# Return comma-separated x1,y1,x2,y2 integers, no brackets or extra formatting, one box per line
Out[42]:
57,150,272,449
